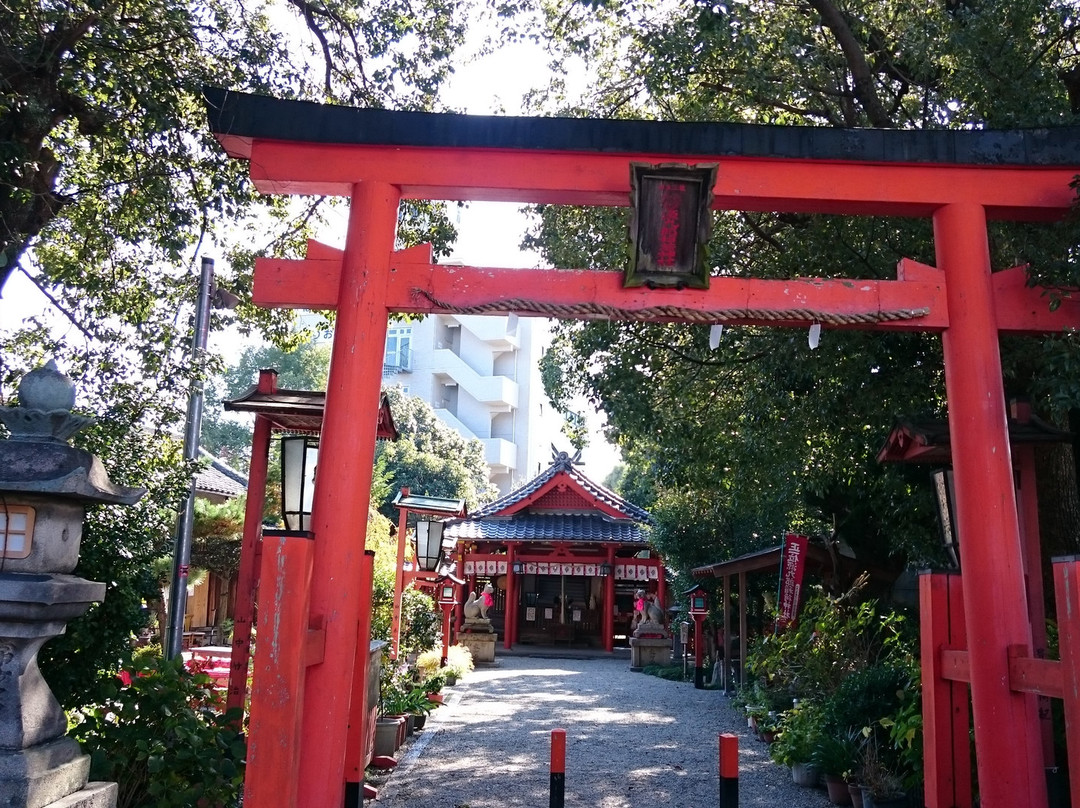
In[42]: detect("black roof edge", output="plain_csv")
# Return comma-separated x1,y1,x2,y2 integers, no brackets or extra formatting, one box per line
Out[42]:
204,86,1080,167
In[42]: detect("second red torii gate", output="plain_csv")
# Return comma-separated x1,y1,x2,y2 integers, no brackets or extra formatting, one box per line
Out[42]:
205,87,1080,808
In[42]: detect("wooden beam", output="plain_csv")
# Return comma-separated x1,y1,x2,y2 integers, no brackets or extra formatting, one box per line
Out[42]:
254,254,948,330
940,648,971,683
255,253,1080,336
247,140,1079,220
1008,650,1064,700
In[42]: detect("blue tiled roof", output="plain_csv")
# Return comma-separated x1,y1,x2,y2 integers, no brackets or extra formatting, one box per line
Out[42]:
444,514,648,544
470,451,653,524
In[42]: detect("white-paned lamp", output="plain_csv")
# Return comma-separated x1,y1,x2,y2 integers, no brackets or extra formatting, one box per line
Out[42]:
414,518,446,572
280,435,318,531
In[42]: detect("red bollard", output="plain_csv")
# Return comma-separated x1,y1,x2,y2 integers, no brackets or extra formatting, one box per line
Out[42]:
550,728,566,808
719,733,738,807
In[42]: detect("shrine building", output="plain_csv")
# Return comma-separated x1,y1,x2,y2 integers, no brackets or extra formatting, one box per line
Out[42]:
444,450,659,652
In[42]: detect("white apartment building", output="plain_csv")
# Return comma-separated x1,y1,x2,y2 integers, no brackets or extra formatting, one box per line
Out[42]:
381,313,564,494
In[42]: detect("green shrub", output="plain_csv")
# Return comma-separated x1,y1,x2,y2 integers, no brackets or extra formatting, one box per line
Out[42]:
747,582,908,702
811,728,862,779
642,664,690,681
822,663,909,742
770,699,825,767
400,588,440,657
445,644,473,679
69,656,245,808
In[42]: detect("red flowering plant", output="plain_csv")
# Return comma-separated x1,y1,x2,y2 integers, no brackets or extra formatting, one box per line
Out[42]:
70,656,245,808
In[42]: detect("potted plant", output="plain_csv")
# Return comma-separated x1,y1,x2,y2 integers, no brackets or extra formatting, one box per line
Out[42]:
403,686,435,730
745,703,768,734
812,731,860,806
857,737,907,808
759,711,781,743
422,670,447,702
770,700,824,786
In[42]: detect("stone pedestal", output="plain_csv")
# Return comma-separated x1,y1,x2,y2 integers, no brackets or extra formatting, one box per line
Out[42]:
458,632,497,664
630,637,672,671
0,574,108,808
47,782,117,808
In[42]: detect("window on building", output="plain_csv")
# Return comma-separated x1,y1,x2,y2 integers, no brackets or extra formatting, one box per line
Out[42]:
383,326,412,375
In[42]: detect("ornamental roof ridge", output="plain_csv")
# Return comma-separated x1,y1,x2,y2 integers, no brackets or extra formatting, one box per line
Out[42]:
466,450,652,524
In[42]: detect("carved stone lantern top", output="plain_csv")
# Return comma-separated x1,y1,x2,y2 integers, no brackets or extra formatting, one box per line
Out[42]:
0,360,93,444
0,361,144,505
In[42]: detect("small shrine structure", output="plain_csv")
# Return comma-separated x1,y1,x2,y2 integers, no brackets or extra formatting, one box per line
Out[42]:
444,450,658,652
220,367,398,717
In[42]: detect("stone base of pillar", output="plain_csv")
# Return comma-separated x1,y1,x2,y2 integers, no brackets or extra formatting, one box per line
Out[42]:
43,781,117,808
0,736,100,808
458,632,497,664
629,637,672,671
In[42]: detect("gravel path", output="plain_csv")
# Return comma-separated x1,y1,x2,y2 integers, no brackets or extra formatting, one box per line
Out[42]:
367,654,834,808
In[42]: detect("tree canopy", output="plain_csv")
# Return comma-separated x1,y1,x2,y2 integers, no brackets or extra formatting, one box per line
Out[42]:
3,0,480,704
202,340,332,471
376,385,498,519
525,0,1080,575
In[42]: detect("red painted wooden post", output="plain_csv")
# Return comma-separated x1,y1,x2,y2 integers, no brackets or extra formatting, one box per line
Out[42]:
604,544,616,652
935,201,1045,808
392,489,411,660
656,560,667,615
294,180,399,808
1014,425,1055,765
920,572,972,808
243,532,315,808
550,728,566,808
451,541,464,636
345,550,376,789
718,733,739,808
505,543,516,649
1052,558,1080,805
227,409,271,717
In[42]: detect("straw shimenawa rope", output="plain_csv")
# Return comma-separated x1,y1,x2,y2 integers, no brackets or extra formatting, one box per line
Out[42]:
413,289,930,326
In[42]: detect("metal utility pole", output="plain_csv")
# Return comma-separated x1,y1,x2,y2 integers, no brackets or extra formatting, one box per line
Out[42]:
165,257,214,659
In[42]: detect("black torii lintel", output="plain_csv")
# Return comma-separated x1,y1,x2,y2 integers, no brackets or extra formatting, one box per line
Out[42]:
204,86,1080,167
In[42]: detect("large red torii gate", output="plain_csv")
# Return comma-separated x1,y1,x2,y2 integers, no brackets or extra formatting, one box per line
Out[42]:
205,87,1080,808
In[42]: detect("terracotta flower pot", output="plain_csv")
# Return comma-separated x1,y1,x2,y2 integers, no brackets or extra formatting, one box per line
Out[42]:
848,782,865,808
824,774,853,806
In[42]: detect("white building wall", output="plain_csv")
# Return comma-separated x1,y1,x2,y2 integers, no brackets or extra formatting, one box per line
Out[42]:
382,312,563,494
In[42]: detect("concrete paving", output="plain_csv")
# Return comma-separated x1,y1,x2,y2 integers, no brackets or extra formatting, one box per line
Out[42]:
367,653,834,808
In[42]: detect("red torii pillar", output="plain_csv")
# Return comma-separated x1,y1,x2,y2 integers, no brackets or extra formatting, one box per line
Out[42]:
935,203,1044,805
295,181,398,807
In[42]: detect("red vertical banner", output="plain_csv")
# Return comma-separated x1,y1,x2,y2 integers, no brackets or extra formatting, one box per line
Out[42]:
776,533,809,630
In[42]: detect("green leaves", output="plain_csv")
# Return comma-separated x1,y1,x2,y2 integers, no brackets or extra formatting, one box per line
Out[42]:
523,0,1080,579
69,655,245,808
375,386,498,518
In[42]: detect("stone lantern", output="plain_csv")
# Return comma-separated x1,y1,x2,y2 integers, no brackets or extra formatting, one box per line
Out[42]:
0,361,144,808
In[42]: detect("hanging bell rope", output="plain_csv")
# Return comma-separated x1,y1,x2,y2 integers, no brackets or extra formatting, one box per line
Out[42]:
412,289,930,327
